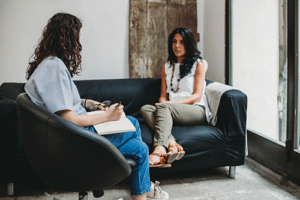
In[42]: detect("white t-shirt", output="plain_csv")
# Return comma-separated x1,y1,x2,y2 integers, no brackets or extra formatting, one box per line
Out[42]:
165,59,212,122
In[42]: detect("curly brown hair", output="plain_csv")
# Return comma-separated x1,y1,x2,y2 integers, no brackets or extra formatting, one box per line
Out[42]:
26,13,82,80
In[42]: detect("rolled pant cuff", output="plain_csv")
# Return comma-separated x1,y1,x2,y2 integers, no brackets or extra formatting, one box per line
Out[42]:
153,141,169,149
131,186,151,196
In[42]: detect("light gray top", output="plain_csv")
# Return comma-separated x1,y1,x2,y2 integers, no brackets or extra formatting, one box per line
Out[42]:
25,57,87,115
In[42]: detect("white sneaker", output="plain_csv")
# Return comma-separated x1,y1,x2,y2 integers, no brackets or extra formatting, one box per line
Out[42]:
146,181,169,200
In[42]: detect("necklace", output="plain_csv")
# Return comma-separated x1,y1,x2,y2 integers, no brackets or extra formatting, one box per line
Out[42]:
170,63,181,93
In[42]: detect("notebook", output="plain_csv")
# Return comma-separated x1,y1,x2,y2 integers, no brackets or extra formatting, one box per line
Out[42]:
87,110,136,135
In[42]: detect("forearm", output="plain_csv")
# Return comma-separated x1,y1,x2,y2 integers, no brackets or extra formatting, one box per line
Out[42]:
72,113,109,127
57,103,123,127
58,111,108,127
171,93,202,105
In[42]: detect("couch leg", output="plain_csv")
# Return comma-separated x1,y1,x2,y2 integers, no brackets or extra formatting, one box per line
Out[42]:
93,189,104,198
79,191,88,200
228,166,236,178
7,182,14,196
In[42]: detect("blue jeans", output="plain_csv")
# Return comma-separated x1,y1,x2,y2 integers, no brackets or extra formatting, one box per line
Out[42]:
86,116,150,195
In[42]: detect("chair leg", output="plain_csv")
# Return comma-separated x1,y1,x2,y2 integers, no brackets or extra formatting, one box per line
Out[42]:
7,183,14,196
93,189,104,198
228,166,236,178
79,191,88,200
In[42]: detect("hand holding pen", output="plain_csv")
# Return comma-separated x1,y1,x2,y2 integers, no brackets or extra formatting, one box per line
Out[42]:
115,101,122,108
105,101,123,121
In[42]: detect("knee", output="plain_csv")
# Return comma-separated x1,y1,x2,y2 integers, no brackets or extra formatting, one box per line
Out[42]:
155,102,169,110
136,141,149,160
128,116,139,127
140,142,149,157
127,116,138,125
140,104,155,114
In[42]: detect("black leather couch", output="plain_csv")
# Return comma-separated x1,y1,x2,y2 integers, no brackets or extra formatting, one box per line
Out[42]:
0,78,247,193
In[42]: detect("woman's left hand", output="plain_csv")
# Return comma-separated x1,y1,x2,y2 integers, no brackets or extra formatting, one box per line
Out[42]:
85,99,107,111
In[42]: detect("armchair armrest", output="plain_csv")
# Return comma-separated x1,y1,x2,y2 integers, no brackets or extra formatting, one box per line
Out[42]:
46,116,132,191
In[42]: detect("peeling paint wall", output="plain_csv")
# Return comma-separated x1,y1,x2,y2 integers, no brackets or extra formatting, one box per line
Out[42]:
129,0,198,78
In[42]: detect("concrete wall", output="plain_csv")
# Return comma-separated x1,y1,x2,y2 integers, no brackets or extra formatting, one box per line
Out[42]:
0,0,223,85
0,0,129,84
232,0,279,140
201,0,225,83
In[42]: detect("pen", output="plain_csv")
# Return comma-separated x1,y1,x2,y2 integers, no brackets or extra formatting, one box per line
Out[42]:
116,101,122,108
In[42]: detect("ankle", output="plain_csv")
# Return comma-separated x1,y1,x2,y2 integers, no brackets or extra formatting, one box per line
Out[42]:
169,139,176,146
153,145,166,154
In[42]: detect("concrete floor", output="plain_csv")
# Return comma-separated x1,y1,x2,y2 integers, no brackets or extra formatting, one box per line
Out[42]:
1,157,300,200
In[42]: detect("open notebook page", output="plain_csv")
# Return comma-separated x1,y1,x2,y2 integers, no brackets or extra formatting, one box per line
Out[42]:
87,110,136,135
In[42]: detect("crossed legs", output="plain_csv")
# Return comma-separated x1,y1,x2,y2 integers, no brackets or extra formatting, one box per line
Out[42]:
140,103,206,165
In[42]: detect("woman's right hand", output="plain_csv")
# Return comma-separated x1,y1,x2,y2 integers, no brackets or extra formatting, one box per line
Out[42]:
104,103,124,121
158,97,168,103
155,97,168,106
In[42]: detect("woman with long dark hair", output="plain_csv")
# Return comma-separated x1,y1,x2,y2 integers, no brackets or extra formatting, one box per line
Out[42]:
25,13,168,200
140,27,211,167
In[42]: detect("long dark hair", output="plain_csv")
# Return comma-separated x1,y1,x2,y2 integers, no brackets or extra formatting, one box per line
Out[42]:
167,27,202,79
26,13,83,80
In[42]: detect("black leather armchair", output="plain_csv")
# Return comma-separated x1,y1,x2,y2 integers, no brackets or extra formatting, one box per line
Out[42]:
16,93,133,198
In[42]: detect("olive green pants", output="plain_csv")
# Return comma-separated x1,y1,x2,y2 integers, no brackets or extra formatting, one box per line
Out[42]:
140,103,206,148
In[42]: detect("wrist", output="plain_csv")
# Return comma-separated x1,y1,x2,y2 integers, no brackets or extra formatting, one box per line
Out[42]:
81,99,85,108
159,98,166,103
103,112,109,122
84,99,88,108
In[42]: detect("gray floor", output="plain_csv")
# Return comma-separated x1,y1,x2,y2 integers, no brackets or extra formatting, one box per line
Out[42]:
1,157,300,200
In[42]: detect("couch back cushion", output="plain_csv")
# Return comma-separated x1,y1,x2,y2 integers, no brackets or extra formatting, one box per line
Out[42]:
0,78,212,118
74,78,161,118
0,83,25,100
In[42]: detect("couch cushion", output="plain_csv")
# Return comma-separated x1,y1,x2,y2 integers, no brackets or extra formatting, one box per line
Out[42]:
0,83,25,100
140,124,224,154
75,78,161,118
0,92,8,100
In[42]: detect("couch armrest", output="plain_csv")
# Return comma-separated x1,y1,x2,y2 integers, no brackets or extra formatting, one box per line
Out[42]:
216,89,247,165
216,89,247,143
206,81,247,165
0,100,22,157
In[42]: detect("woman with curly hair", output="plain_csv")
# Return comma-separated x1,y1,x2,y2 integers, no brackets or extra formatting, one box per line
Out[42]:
140,27,211,167
25,13,169,200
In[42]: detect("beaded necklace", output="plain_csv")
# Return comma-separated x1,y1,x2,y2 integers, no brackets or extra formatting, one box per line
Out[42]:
170,63,181,93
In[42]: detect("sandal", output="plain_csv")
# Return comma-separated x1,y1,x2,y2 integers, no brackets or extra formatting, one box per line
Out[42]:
174,143,185,160
149,153,171,168
167,143,185,162
165,145,179,164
